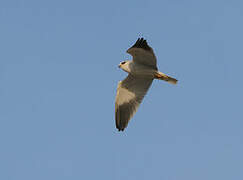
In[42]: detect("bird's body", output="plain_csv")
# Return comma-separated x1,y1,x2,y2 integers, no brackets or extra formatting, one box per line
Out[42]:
115,38,177,131
121,61,157,78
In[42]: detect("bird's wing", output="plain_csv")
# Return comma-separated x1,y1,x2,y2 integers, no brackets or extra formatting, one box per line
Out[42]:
115,74,153,131
127,38,158,70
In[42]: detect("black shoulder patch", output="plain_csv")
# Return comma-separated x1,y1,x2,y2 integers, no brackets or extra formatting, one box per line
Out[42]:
130,38,152,51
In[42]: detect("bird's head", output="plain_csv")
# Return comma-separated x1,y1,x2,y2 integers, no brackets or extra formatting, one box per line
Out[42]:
118,60,131,73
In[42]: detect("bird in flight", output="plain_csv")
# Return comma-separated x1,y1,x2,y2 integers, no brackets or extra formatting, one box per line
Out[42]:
115,38,178,131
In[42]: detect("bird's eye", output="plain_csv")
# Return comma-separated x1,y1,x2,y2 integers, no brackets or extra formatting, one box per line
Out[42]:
121,61,126,65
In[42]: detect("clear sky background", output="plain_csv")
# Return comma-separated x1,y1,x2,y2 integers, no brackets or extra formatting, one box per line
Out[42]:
1,0,243,179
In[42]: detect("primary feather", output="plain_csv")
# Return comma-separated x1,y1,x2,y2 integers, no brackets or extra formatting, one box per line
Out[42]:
126,38,158,70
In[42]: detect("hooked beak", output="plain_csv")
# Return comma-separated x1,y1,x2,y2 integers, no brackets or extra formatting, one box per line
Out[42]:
118,64,121,68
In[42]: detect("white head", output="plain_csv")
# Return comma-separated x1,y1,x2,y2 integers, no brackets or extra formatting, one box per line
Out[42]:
118,60,132,73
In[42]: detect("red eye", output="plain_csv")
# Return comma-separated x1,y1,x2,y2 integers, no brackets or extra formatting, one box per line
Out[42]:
121,61,126,65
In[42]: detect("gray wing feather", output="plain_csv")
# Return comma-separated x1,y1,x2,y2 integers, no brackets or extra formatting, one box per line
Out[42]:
115,74,153,131
127,38,158,70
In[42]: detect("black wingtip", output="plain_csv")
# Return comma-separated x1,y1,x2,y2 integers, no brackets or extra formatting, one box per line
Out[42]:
131,37,151,51
116,123,125,131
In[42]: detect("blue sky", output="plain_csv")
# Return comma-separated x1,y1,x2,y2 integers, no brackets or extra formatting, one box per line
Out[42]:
1,0,243,179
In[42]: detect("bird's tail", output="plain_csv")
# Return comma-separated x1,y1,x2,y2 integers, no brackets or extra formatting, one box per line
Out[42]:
154,72,178,84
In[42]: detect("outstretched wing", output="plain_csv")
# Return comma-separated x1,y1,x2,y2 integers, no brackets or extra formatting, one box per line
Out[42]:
115,74,153,131
127,38,158,70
